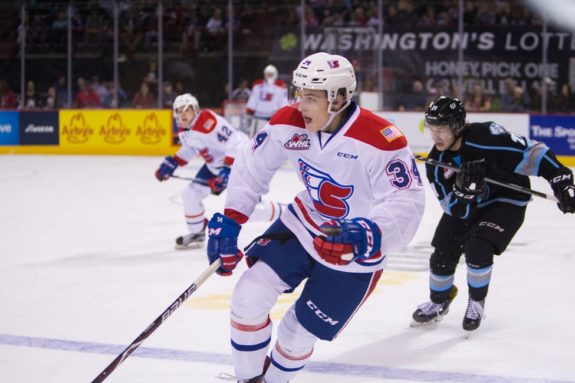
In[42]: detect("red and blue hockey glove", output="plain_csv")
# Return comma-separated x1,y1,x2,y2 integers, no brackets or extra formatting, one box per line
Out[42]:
549,169,575,214
155,156,187,181
207,213,244,276
454,159,487,202
208,166,231,194
313,218,382,266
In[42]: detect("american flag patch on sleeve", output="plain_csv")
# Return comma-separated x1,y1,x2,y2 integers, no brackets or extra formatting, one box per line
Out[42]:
380,125,403,142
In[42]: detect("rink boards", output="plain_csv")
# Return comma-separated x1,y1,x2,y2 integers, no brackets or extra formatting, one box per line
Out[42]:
1,109,574,165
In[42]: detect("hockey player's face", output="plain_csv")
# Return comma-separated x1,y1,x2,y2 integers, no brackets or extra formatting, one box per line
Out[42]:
426,123,455,151
175,107,196,128
297,89,329,132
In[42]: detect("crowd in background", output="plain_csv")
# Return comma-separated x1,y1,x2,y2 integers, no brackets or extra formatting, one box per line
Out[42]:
0,0,573,113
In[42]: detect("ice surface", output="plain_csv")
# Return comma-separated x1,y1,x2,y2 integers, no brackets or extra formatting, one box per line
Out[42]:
1,155,574,383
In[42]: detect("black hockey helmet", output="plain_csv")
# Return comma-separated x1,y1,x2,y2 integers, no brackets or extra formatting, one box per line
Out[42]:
425,96,466,136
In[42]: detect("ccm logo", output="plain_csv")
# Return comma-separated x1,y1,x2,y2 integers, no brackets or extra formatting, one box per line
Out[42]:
337,152,358,159
306,300,339,326
479,221,504,232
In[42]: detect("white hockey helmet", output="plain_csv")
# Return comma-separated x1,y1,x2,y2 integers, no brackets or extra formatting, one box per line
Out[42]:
172,93,199,114
291,52,356,103
264,65,278,83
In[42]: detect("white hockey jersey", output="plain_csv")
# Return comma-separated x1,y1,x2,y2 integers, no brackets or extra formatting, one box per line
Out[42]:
176,109,249,172
225,103,426,273
246,79,288,120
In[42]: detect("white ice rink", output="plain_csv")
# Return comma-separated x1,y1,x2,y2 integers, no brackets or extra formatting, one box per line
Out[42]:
1,154,574,383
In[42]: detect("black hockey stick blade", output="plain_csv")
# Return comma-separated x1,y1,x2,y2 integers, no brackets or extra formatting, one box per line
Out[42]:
414,154,559,203
91,260,221,383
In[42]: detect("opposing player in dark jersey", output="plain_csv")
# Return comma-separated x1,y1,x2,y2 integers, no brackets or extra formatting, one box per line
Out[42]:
411,96,575,333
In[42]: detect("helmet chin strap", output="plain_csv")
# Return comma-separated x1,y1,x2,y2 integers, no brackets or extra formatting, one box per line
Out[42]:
319,99,351,132
445,123,466,151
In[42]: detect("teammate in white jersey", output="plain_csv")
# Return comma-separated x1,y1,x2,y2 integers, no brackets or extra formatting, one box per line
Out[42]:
155,93,284,250
245,65,288,136
206,52,426,383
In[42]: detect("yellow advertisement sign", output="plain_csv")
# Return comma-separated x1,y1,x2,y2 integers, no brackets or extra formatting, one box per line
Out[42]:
59,110,174,155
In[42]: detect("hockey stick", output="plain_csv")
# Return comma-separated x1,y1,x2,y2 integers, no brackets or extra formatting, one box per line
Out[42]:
91,260,221,383
414,154,559,203
170,174,210,186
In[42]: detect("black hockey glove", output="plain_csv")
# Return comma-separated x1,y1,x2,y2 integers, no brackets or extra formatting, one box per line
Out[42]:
453,159,487,202
549,169,575,214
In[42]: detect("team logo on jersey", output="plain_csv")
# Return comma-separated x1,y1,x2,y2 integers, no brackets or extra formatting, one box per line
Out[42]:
252,131,269,151
380,125,403,142
284,133,311,150
260,91,273,101
489,122,507,135
443,167,455,180
298,159,354,219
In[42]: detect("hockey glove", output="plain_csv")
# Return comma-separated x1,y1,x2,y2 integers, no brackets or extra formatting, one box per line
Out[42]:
313,218,382,266
207,213,244,276
454,159,487,201
155,156,186,181
208,166,231,194
549,169,575,214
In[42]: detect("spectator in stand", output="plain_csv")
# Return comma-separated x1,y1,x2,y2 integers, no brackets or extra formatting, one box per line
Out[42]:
101,81,129,108
181,9,202,53
205,7,226,50
91,75,109,105
84,8,104,46
536,77,557,113
0,80,18,109
162,81,178,108
555,83,574,114
54,75,70,108
50,9,68,47
398,80,428,111
500,78,525,113
120,8,144,54
45,87,56,109
75,77,101,109
474,1,497,25
465,83,491,112
132,81,156,108
230,78,251,102
22,80,41,109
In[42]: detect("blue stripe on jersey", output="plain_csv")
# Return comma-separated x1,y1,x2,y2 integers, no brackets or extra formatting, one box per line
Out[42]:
270,356,306,372
542,153,560,169
231,337,271,352
478,197,530,208
466,141,525,154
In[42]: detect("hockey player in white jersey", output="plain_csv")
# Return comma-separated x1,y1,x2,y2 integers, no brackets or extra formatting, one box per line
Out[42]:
206,52,426,382
245,65,288,136
155,93,284,250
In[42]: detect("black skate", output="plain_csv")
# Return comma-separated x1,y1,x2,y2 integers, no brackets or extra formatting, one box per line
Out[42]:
174,231,205,250
236,355,270,383
237,378,264,383
411,285,458,327
462,299,485,332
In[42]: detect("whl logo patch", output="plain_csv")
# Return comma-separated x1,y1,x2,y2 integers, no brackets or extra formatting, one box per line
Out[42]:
284,133,311,150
